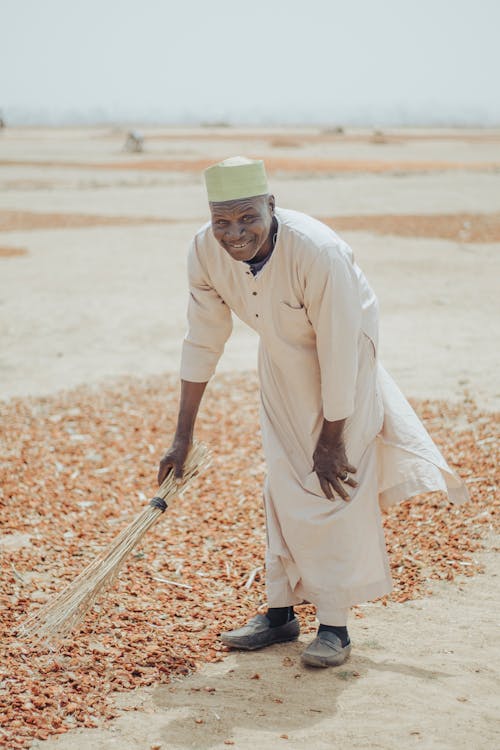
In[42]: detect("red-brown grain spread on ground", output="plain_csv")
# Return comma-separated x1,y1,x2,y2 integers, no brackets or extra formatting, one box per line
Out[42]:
0,210,172,232
132,156,499,175
2,208,499,245
0,246,28,258
0,158,499,175
2,209,498,242
318,212,500,243
1,373,498,748
113,131,500,146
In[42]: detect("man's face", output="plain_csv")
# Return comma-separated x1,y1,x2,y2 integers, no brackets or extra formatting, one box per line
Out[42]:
209,194,275,262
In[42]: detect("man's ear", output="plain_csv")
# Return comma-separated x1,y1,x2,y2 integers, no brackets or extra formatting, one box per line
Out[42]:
268,194,276,213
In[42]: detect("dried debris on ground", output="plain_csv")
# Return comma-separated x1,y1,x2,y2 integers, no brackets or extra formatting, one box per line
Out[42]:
319,212,500,244
1,208,499,244
1,157,498,175
0,373,498,748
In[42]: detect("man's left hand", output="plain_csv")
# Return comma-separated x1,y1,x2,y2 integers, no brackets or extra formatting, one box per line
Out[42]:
313,419,358,501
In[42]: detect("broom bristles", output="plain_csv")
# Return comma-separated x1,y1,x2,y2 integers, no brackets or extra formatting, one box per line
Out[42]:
19,442,211,642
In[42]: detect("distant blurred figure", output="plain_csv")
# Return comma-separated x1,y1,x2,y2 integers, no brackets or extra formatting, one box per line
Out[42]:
124,130,143,153
0,110,5,129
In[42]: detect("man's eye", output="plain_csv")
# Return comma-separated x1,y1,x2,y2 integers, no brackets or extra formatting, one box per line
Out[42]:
243,215,255,222
215,220,227,226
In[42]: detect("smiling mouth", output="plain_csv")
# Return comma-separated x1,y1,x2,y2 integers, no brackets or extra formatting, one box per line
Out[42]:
227,240,253,249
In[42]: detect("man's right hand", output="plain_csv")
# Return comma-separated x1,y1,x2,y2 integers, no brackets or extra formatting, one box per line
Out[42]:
158,380,208,486
157,438,191,486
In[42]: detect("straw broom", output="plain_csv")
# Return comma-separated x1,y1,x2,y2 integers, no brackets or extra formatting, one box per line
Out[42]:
19,441,210,642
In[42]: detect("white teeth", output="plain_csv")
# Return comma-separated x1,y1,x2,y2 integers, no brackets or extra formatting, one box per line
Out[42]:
230,241,250,248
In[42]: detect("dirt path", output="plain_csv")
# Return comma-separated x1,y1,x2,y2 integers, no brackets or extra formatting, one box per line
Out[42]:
34,542,499,750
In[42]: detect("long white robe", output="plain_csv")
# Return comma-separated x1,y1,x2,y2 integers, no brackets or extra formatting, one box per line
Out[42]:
180,208,468,623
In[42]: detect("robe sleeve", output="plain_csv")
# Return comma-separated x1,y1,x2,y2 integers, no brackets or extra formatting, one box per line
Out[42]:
304,245,362,422
179,238,233,382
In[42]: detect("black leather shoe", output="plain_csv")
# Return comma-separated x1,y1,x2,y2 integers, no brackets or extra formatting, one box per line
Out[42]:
220,614,300,651
301,630,352,667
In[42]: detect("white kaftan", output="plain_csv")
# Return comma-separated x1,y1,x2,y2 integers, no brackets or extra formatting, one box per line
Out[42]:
180,208,468,623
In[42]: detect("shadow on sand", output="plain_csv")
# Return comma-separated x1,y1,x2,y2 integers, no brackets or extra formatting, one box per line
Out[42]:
151,639,450,748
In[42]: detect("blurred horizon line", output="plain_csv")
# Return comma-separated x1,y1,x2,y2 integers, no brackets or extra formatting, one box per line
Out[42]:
2,108,499,130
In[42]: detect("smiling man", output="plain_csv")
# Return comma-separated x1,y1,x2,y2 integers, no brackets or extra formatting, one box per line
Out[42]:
158,156,467,667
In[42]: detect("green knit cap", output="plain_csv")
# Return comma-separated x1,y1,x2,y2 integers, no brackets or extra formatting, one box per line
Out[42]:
204,156,268,202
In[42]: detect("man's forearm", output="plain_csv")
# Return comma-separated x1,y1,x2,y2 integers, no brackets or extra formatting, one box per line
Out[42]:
174,380,208,442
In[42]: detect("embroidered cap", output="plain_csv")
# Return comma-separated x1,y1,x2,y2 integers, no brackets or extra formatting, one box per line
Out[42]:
204,156,268,202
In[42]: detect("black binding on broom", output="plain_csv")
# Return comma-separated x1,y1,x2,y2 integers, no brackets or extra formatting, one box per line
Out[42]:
149,496,168,512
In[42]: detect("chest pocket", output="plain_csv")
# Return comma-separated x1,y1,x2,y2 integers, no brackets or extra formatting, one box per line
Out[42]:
274,300,315,347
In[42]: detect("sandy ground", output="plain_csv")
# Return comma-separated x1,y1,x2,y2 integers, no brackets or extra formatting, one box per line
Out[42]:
1,127,499,748
33,542,500,750
1,127,499,408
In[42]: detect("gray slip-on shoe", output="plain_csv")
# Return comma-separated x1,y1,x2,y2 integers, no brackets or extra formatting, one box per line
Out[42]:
301,630,352,668
220,614,300,651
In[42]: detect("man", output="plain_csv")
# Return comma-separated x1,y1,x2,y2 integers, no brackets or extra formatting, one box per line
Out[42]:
158,157,467,668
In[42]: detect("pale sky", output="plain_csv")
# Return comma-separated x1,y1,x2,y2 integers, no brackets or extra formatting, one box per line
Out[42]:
1,0,499,125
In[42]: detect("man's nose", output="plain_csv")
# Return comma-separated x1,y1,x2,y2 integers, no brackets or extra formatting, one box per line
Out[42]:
225,223,245,240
